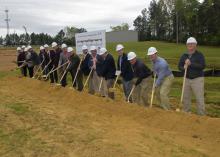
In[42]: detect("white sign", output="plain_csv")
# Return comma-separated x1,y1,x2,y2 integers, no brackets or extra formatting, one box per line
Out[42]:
75,30,106,54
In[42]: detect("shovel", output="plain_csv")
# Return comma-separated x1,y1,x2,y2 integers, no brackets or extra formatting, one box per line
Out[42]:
83,68,93,90
58,62,71,85
46,61,69,77
33,58,45,78
37,60,52,80
127,85,135,103
109,70,121,92
177,65,188,112
72,59,83,87
150,74,156,108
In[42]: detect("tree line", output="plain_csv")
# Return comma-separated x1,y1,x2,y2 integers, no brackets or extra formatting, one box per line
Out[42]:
133,0,220,45
1,0,219,46
0,26,87,46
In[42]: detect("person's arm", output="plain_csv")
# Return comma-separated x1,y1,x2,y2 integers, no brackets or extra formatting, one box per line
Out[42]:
135,63,144,86
100,58,109,77
88,56,93,69
58,54,63,66
178,54,186,71
190,53,205,70
117,56,120,71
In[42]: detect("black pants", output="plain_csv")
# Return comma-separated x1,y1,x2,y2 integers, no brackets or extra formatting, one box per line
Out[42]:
28,67,34,78
61,70,83,91
71,70,83,91
21,65,27,77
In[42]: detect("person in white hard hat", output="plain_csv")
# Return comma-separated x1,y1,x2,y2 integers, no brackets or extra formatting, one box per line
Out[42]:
38,46,47,75
127,52,152,106
16,47,26,77
44,44,57,83
116,44,134,101
24,46,40,78
67,47,83,91
87,46,104,95
147,47,174,110
47,42,62,83
98,47,116,99
81,45,91,77
21,45,26,52
51,42,62,83
59,43,71,87
178,37,206,115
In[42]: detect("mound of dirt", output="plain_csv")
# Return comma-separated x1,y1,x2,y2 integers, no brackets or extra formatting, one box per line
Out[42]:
0,76,220,157
0,49,17,71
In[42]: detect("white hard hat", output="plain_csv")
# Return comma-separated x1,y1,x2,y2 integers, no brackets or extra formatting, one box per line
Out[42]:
61,43,67,49
99,48,107,55
21,45,26,49
82,45,88,50
24,48,28,52
127,52,137,61
116,44,124,51
51,42,57,48
44,44,49,48
90,46,96,51
147,47,157,56
17,47,21,51
40,46,45,50
27,45,32,50
186,37,197,44
67,47,73,53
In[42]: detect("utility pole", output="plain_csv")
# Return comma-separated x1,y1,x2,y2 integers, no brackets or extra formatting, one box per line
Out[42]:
23,25,31,44
5,9,10,36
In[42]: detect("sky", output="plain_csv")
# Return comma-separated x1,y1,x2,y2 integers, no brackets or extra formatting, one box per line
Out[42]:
0,0,151,37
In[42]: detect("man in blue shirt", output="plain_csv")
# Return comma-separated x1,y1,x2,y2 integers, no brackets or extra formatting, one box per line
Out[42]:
147,47,174,110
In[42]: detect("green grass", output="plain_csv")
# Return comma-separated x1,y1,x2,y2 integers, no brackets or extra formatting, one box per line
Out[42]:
107,41,220,69
4,102,29,115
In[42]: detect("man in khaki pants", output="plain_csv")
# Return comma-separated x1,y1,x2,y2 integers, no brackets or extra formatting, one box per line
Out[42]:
127,52,152,106
147,47,174,110
178,37,206,115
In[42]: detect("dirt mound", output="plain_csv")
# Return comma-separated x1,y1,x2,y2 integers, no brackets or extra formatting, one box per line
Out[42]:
0,76,220,157
0,49,17,71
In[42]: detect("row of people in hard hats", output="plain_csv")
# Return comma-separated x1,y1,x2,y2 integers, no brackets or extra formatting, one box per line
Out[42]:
16,37,206,115
16,45,40,77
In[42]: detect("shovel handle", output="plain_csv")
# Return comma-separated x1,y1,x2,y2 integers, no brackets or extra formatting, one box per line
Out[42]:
33,58,45,78
59,62,71,83
98,78,103,92
113,74,120,89
150,74,157,108
72,59,83,86
48,61,69,76
127,85,135,103
37,60,52,79
83,68,93,89
180,66,188,103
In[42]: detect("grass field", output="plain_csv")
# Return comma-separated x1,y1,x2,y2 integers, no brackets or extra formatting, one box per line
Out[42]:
107,41,220,69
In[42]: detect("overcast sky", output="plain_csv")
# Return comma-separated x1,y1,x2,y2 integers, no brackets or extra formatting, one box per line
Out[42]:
0,0,151,37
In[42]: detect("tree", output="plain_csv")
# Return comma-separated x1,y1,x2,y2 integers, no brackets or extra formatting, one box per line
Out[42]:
110,23,130,31
133,9,151,41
